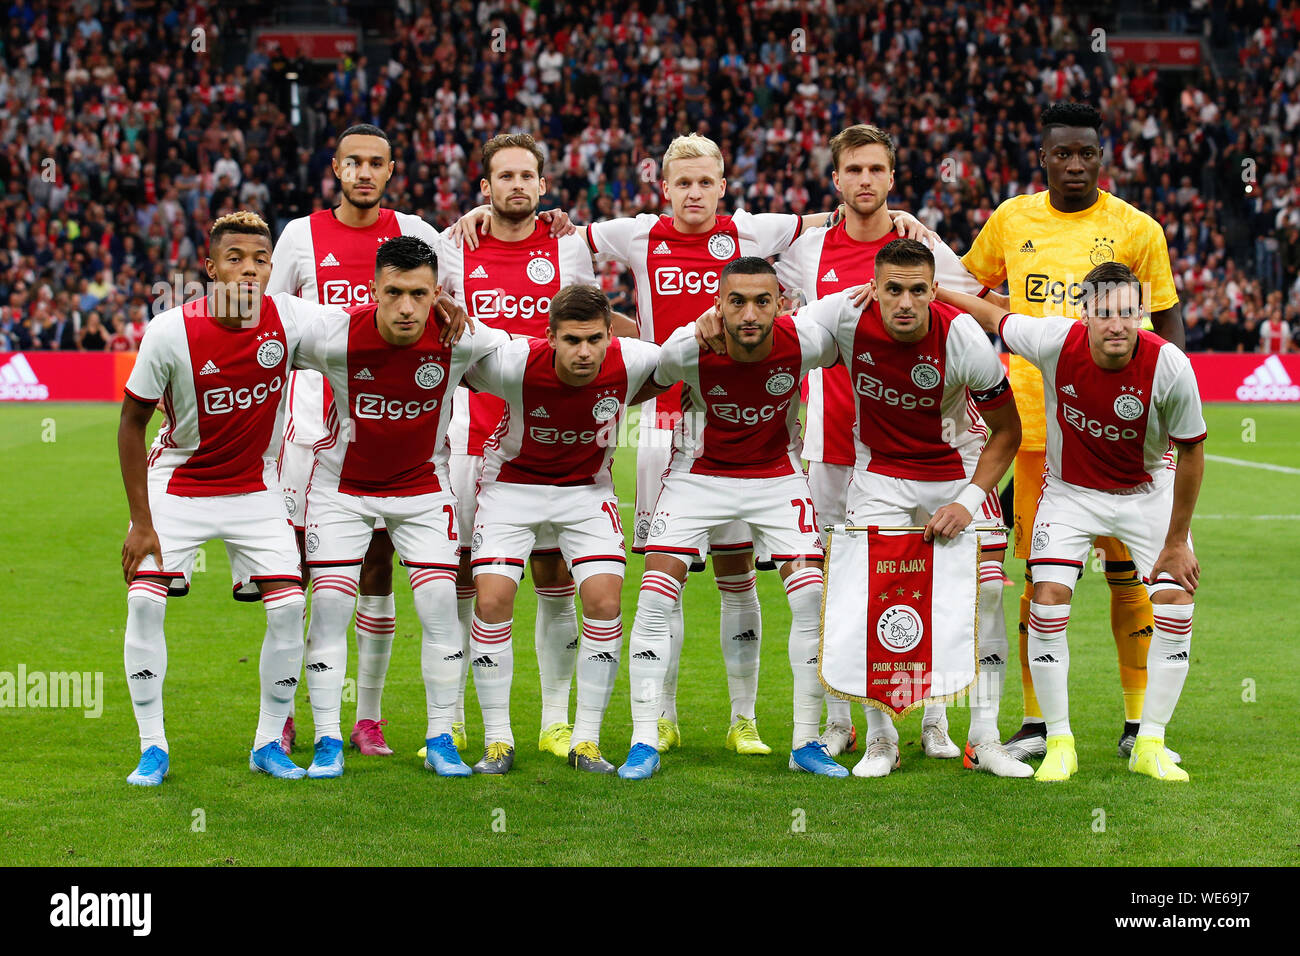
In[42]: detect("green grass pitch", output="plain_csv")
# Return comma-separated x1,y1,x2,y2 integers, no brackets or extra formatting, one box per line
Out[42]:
0,402,1295,866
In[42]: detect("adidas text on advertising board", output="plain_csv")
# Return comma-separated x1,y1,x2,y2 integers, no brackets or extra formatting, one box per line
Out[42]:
0,354,50,399
49,886,151,936
1237,355,1300,401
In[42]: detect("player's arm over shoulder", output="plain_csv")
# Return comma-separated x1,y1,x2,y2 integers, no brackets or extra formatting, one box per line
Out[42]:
583,214,651,263
623,338,667,404
792,310,839,369
273,294,346,371
997,312,1074,368
463,336,525,397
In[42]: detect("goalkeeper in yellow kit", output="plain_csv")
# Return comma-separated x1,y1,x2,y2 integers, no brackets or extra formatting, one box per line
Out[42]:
959,102,1186,762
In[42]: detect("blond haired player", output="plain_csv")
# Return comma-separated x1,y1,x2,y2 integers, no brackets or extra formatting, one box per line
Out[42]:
959,102,1186,763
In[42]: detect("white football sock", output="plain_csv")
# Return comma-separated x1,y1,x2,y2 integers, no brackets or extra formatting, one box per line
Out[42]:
717,571,761,722
826,695,852,727
784,568,824,748
125,581,169,752
659,590,685,724
455,587,474,725
572,614,622,747
1140,603,1193,739
305,569,359,744
863,702,898,744
255,584,306,750
470,615,514,747
354,592,396,723
921,700,948,731
630,571,682,747
1027,601,1072,737
968,562,1009,745
411,571,461,740
534,582,578,727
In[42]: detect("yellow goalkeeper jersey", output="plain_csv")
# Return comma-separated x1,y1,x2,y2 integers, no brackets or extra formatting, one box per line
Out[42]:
961,189,1178,451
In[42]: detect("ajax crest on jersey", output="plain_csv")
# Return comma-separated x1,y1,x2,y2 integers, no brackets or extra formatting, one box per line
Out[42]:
1114,394,1144,420
526,256,556,284
591,396,620,422
765,371,795,395
257,339,285,369
415,362,445,389
707,233,736,260
877,605,924,653
910,362,940,390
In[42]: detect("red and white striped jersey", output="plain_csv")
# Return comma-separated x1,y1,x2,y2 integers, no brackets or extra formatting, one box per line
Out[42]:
438,220,598,456
774,222,988,465
1261,318,1291,354
464,336,661,488
294,303,509,497
652,313,837,478
268,207,441,448
585,210,802,427
999,314,1207,490
124,293,328,497
799,292,1012,481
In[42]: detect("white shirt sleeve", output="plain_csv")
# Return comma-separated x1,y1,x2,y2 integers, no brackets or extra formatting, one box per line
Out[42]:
266,217,306,296
947,312,1008,392
794,312,839,373
773,234,807,300
124,310,177,401
932,239,990,296
462,338,520,398
619,338,663,396
998,313,1074,370
462,322,512,365
794,289,853,338
559,231,598,286
652,326,691,388
396,211,442,247
1154,346,1208,442
437,233,466,306
275,295,342,374
585,215,648,264
734,207,802,258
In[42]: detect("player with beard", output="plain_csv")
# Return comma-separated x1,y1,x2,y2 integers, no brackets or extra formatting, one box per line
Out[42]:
267,124,570,757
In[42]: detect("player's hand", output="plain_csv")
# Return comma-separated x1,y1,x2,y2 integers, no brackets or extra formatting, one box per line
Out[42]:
694,306,726,355
923,503,972,542
849,279,877,310
888,210,938,242
538,208,576,236
1149,542,1200,595
450,204,493,250
122,525,164,583
435,292,473,343
825,203,847,229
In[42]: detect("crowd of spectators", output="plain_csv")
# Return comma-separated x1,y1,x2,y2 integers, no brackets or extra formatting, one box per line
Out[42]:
1,0,1297,353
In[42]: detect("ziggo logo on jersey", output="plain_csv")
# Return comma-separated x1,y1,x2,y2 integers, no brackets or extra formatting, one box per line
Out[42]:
529,421,619,446
712,399,792,424
854,373,936,410
1062,404,1139,441
653,268,719,296
202,376,283,414
471,290,550,320
322,280,374,306
354,392,440,421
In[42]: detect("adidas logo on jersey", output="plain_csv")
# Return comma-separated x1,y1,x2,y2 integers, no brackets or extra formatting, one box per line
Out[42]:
442,650,463,661
354,368,374,381
128,669,156,680
652,241,672,254
732,629,758,642
1237,355,1300,400
199,359,220,375
821,267,839,283
468,264,489,279
631,649,660,661
319,252,340,268
305,662,331,672
856,351,875,364
708,385,727,396
471,656,497,668
586,651,618,663
1019,240,1036,254
1032,654,1059,664
1060,384,1077,397
530,406,550,418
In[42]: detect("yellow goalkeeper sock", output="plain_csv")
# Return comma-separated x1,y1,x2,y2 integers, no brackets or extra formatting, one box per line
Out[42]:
1018,575,1043,721
1107,568,1154,722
